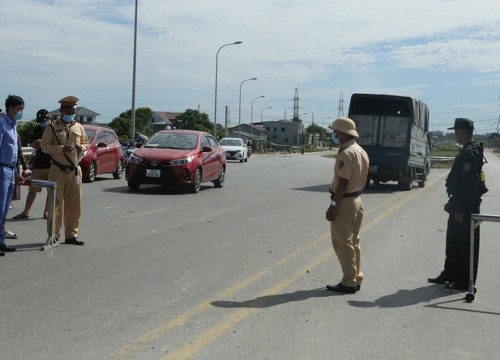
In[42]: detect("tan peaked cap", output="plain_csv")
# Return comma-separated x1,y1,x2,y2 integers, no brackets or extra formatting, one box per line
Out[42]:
58,96,79,107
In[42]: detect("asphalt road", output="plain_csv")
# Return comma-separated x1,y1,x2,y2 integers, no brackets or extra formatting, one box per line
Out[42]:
2,150,500,360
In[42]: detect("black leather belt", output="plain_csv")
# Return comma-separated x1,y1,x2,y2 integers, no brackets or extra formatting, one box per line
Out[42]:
0,162,16,170
331,191,361,198
51,159,75,173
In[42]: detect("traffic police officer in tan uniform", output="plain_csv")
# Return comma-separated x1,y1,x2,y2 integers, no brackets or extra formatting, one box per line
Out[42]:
40,96,89,245
325,117,369,293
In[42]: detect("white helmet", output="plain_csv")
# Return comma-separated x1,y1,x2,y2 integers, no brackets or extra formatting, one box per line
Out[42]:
331,117,359,138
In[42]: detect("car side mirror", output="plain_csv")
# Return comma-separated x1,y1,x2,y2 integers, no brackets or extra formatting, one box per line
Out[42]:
202,145,213,152
96,142,108,148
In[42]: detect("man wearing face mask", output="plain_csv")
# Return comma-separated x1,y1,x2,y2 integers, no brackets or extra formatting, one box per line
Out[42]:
0,95,26,255
325,117,369,293
13,109,53,220
41,96,89,246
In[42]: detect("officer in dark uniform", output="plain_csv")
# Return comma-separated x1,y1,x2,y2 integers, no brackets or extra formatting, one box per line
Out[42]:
428,118,487,290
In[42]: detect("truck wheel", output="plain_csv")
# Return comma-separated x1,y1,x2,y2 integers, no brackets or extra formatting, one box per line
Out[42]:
364,178,370,189
418,175,426,188
398,180,412,191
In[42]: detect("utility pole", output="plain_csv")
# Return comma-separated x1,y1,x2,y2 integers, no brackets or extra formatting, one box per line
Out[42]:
338,91,344,117
293,88,299,122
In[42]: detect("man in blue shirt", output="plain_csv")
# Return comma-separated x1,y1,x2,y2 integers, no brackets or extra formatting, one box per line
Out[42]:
0,95,25,255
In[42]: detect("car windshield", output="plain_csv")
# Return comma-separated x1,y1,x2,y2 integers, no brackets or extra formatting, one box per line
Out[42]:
85,129,96,142
220,139,242,146
144,133,199,150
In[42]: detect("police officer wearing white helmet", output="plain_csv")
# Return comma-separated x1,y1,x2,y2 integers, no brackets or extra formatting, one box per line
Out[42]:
325,117,369,293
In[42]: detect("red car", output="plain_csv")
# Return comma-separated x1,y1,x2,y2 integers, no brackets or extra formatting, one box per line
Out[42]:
81,125,125,183
125,130,226,193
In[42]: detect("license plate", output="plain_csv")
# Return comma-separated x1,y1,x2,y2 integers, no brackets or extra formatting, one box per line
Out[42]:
146,169,161,177
369,165,378,173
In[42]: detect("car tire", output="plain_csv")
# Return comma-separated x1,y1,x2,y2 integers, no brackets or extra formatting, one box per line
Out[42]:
213,167,225,188
128,181,140,191
83,162,97,183
190,168,202,193
244,152,248,162
113,160,124,179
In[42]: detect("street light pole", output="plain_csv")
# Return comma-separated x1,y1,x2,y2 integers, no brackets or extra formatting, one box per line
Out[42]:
250,95,265,141
238,77,257,138
214,41,242,137
260,106,272,122
130,0,138,142
297,113,307,146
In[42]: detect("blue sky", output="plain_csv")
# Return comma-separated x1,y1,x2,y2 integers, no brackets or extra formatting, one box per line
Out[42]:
1,0,499,133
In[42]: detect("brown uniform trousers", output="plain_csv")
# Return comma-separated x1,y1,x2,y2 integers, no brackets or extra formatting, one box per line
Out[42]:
330,196,364,287
47,166,82,239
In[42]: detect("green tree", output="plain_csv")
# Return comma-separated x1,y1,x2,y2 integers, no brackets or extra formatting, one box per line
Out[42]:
108,107,154,140
306,123,328,139
17,121,38,146
172,109,213,133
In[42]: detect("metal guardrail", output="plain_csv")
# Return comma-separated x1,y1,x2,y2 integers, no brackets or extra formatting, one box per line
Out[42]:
430,156,454,162
466,213,500,302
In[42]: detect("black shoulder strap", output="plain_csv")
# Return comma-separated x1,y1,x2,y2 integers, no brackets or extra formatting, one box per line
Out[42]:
49,124,74,165
479,142,487,167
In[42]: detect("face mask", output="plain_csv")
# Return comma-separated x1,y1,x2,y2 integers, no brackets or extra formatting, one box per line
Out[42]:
40,121,49,128
331,132,340,145
63,114,75,122
14,111,23,121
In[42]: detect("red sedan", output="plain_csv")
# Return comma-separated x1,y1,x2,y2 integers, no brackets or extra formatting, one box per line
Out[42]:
81,125,125,183
125,130,226,193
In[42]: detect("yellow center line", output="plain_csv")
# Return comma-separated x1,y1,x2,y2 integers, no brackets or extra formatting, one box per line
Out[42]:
108,175,446,359
163,250,333,360
160,176,447,360
107,234,329,359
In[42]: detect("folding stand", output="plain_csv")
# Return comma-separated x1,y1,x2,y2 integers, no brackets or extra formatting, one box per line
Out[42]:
466,213,500,302
21,179,59,251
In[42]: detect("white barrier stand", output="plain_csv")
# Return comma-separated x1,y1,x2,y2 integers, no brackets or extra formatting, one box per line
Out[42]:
20,179,59,251
466,213,500,302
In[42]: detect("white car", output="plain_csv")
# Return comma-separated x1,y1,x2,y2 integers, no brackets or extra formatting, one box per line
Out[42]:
219,138,248,163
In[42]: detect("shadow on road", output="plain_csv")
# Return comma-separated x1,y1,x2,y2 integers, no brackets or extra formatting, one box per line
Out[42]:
102,184,213,195
424,299,500,316
347,284,500,314
291,182,402,194
211,288,339,308
348,285,450,308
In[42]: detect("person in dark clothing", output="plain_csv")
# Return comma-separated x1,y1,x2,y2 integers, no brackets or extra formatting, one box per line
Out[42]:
13,109,52,219
428,118,486,290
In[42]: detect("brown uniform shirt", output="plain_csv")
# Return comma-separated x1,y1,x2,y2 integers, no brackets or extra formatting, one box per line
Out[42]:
40,119,89,166
331,139,369,194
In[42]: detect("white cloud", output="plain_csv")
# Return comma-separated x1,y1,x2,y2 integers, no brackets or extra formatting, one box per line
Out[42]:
0,0,498,131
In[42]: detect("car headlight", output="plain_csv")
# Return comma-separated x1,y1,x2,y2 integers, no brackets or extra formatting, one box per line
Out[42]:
167,155,195,165
128,154,143,164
